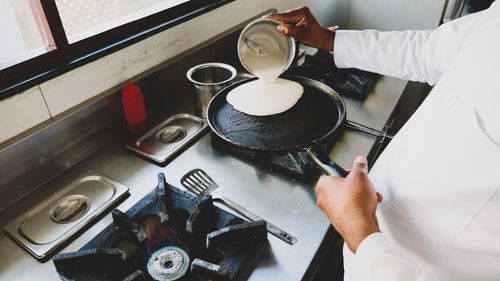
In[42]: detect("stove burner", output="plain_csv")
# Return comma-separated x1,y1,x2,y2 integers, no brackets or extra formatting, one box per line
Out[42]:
147,246,189,281
52,173,268,281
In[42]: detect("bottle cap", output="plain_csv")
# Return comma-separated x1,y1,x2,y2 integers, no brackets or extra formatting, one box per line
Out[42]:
122,80,141,99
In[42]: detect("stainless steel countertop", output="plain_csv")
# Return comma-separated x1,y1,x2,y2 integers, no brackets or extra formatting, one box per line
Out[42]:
0,75,406,281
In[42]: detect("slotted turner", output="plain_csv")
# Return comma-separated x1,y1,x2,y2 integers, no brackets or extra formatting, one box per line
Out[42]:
181,169,297,245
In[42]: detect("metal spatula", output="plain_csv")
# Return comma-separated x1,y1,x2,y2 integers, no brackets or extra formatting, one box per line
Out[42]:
181,169,297,245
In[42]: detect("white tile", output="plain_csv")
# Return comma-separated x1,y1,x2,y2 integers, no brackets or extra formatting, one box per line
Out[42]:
40,23,189,117
348,0,445,30
186,0,263,47
0,86,51,143
263,0,287,12
263,0,309,13
262,1,341,27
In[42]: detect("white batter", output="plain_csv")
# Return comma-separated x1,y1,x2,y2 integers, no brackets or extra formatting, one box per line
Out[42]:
226,78,303,116
243,50,287,82
228,37,304,116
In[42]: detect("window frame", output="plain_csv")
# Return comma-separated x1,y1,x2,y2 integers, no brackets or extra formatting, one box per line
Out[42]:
0,0,232,100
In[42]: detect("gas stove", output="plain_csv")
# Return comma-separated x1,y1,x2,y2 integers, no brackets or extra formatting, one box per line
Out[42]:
52,173,267,281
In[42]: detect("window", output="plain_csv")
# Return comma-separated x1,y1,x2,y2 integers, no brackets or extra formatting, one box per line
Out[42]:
0,0,54,69
0,0,230,99
55,0,189,43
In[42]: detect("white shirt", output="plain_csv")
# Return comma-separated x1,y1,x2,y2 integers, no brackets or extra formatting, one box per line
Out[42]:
333,2,500,281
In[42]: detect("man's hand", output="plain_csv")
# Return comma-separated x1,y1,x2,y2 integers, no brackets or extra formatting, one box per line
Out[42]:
315,156,383,252
264,7,335,51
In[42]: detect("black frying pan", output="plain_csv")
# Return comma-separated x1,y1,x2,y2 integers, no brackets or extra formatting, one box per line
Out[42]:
206,75,392,177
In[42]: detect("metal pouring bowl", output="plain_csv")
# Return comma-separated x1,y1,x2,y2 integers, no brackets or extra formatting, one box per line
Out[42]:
237,18,296,77
186,62,237,118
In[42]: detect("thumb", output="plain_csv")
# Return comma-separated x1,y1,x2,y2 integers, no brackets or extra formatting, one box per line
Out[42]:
351,155,368,174
376,192,383,203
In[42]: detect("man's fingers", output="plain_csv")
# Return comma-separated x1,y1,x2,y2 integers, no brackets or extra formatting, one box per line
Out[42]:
264,6,310,24
264,12,302,24
264,13,300,24
315,175,342,194
277,24,306,41
264,13,286,22
315,175,343,211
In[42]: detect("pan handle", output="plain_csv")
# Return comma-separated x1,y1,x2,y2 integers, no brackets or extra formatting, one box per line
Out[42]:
346,120,393,140
306,148,349,177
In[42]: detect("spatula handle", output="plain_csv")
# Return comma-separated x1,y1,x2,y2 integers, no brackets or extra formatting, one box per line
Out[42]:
346,120,393,140
217,194,297,245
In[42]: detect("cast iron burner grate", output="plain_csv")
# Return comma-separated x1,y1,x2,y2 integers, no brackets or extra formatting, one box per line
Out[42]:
211,133,337,181
52,173,267,281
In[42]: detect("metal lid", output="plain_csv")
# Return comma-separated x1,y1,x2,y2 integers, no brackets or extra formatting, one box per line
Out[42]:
237,18,295,79
49,195,90,224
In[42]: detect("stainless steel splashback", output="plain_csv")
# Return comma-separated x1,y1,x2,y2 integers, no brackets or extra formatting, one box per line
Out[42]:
0,27,244,212
0,95,123,212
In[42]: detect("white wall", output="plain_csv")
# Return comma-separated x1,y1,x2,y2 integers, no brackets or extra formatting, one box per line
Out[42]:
264,0,349,28
347,0,446,30
0,86,51,143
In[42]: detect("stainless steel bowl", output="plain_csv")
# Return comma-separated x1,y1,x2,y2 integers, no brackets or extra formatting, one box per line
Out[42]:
237,18,296,78
186,63,237,118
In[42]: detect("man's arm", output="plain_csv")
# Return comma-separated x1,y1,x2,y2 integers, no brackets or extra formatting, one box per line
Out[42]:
267,7,484,85
334,10,483,85
316,157,438,281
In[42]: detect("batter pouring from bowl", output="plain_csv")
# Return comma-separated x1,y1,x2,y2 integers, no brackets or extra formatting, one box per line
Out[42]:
226,18,304,116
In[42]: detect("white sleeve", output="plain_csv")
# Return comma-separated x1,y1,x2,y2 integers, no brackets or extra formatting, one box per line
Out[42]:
349,232,437,281
333,11,484,85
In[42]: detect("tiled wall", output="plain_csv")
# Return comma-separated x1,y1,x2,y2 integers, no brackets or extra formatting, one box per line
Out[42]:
0,0,331,145
0,86,51,143
348,0,445,30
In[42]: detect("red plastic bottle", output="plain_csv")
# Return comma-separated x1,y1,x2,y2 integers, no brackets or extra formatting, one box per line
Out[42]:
121,80,148,136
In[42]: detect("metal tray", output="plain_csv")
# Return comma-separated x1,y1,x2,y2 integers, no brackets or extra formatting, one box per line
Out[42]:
126,113,208,164
3,170,129,259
